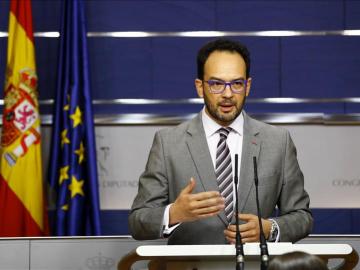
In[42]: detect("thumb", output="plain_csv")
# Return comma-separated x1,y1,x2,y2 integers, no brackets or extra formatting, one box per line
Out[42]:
181,177,196,194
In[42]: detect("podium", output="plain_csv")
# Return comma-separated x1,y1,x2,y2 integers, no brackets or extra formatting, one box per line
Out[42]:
118,243,359,270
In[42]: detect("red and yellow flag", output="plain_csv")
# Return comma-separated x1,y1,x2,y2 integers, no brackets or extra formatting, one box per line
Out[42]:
0,0,48,236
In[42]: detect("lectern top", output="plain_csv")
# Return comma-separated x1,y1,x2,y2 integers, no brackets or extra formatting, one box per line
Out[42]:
136,243,353,257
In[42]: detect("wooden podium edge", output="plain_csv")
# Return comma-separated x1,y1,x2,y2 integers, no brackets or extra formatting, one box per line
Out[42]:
118,249,140,270
319,248,359,270
118,245,359,270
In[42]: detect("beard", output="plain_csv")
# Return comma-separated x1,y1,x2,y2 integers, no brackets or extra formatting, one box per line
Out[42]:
203,93,245,125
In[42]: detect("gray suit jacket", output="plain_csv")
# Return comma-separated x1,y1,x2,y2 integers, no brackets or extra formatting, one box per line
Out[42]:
129,112,313,244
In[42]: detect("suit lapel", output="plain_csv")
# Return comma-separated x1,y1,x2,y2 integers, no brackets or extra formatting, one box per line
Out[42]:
239,112,261,213
185,114,228,225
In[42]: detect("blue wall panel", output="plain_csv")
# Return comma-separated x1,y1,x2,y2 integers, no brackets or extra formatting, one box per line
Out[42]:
345,0,360,28
32,0,61,31
0,1,9,30
281,36,360,98
243,37,280,98
91,103,203,115
217,1,344,31
311,209,360,234
88,38,153,99
35,38,59,101
245,103,345,114
100,210,130,236
86,0,216,31
152,38,201,99
345,103,360,113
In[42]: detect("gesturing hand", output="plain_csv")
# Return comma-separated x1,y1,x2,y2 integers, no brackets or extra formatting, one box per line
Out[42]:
224,213,272,244
169,177,225,225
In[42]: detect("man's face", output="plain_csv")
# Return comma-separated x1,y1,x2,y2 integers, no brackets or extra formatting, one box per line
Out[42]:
195,50,251,126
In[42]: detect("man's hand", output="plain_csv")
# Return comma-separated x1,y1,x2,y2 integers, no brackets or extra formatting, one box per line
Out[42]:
169,177,225,225
224,214,272,244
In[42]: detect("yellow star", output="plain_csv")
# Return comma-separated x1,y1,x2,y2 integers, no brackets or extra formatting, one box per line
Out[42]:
75,142,85,164
61,204,68,211
59,166,69,184
61,129,70,147
68,175,84,198
70,106,82,128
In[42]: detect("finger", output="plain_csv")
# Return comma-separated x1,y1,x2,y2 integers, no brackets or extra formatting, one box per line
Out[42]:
228,220,258,233
225,227,255,241
191,191,222,201
196,210,223,219
190,195,225,209
239,221,256,232
240,229,258,240
181,177,196,194
224,228,236,239
238,213,257,221
192,204,225,215
226,224,237,232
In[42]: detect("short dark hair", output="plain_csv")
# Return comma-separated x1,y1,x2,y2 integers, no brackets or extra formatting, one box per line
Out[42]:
268,252,328,270
197,38,251,80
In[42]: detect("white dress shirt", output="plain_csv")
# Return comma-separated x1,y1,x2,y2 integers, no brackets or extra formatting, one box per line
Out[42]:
202,108,244,184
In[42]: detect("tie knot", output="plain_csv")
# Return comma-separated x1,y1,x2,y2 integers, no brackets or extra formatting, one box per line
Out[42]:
218,127,231,139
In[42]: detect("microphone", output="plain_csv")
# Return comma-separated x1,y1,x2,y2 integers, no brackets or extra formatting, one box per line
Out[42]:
253,156,269,270
234,154,245,270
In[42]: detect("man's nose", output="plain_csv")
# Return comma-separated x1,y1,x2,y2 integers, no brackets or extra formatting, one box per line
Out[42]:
222,84,233,97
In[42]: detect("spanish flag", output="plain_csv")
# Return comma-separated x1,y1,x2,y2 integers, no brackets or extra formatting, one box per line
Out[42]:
0,0,48,236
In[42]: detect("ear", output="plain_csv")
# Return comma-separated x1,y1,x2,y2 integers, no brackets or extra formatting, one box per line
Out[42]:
195,78,204,98
245,77,252,97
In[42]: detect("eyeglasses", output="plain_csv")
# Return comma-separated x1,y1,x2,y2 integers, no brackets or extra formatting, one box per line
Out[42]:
204,79,247,94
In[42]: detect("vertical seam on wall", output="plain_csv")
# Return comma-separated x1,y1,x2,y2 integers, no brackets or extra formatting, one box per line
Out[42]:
214,0,218,30
350,209,354,233
278,37,283,97
343,0,348,120
343,0,347,29
150,37,155,99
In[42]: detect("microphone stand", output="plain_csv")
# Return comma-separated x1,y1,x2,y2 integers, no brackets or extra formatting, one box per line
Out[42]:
253,156,269,270
234,154,245,270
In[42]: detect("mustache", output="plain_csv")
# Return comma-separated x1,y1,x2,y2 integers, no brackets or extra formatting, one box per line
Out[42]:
218,99,236,106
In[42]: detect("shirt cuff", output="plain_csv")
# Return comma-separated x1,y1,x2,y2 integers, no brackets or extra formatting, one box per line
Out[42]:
268,219,280,242
162,204,181,237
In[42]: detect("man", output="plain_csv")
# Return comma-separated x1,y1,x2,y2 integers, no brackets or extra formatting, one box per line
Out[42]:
129,39,313,245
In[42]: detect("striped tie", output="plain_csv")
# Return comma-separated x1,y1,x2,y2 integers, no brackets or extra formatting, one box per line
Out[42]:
215,127,233,222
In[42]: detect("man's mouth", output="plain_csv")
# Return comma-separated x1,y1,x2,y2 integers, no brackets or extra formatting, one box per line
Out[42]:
219,103,234,112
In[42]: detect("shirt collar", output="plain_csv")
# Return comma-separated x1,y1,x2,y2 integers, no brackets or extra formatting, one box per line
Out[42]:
202,107,244,138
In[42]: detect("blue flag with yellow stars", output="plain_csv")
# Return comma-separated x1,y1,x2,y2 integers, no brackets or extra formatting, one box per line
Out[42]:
49,0,101,236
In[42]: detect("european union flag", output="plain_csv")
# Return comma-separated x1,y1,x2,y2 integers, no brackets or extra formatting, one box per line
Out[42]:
49,0,101,235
